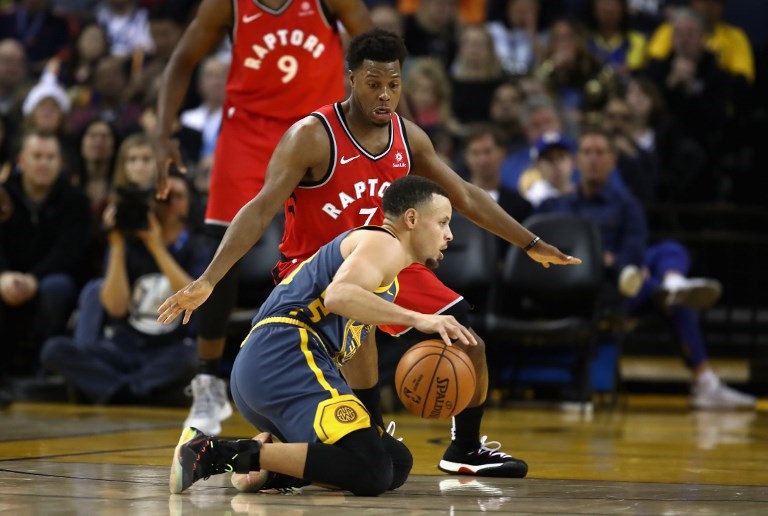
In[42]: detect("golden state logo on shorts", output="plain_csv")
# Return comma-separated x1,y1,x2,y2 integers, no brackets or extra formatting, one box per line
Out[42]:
335,405,358,423
314,395,371,444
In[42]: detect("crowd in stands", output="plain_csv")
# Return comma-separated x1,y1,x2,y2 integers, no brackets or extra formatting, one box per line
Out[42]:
1,0,764,407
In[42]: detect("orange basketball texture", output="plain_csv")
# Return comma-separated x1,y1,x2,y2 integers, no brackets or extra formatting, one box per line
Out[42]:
394,340,476,419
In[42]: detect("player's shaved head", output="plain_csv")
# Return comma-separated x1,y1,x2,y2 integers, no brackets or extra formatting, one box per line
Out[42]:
347,28,408,71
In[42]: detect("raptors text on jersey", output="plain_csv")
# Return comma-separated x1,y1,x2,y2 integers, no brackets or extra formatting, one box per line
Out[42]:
278,102,413,265
229,0,346,119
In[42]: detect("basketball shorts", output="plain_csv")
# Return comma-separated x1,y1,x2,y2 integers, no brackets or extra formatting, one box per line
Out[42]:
276,260,465,337
205,103,296,225
230,319,372,444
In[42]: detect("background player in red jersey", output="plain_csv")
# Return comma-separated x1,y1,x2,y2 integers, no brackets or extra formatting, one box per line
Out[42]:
153,0,373,435
160,29,581,481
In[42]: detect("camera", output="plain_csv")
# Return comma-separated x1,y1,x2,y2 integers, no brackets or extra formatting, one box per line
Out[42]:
114,185,153,231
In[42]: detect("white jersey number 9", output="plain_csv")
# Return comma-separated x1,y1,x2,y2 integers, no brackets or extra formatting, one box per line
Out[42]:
278,55,298,83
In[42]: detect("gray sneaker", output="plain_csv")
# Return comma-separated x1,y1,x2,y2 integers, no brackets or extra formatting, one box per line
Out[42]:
657,277,722,310
691,381,756,410
183,374,233,435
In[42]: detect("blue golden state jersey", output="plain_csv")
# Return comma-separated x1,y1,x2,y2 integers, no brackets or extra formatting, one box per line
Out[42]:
250,226,398,365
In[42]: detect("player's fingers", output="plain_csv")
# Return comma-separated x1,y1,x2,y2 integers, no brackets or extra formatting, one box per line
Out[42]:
157,306,177,324
182,309,194,325
462,326,478,346
456,325,477,346
157,295,176,313
437,328,453,347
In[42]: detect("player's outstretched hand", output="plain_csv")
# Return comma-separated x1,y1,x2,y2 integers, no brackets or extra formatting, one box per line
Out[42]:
157,278,213,325
526,239,582,268
413,315,478,347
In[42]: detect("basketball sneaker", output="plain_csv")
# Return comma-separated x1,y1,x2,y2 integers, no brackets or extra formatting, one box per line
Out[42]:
618,265,643,298
385,420,403,441
438,436,528,478
656,275,722,310
170,427,260,494
183,374,233,435
691,371,756,410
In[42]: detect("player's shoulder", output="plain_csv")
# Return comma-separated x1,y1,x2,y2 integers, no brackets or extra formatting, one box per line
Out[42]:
283,114,328,146
346,226,403,255
399,116,431,153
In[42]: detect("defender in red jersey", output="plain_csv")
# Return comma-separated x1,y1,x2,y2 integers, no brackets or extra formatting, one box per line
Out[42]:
154,0,373,436
160,30,582,480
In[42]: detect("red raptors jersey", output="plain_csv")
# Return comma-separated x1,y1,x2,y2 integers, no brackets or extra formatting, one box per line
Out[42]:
228,0,346,119
277,102,412,274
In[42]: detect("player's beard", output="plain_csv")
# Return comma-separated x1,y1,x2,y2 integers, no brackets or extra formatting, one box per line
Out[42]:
425,257,439,269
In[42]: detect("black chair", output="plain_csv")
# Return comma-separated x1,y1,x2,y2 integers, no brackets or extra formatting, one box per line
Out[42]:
484,213,604,406
434,213,498,331
227,213,285,338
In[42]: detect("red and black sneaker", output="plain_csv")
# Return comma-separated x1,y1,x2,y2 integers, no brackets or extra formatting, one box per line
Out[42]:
438,436,528,478
170,427,254,494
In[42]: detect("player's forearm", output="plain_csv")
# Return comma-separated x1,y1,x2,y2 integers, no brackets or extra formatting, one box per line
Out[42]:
324,283,421,328
200,202,273,287
457,185,537,248
156,58,195,138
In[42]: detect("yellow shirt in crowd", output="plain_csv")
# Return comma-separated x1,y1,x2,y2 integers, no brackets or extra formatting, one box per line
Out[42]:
646,22,755,82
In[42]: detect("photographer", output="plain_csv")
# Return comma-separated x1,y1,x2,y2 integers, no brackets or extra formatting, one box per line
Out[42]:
40,136,210,404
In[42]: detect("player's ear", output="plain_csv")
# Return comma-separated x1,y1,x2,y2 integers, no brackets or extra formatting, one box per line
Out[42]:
405,207,417,228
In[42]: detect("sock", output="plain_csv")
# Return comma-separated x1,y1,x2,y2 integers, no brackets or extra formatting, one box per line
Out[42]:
450,404,484,452
353,384,385,428
198,358,221,376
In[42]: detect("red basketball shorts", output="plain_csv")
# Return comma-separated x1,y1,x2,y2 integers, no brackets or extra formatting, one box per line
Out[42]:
205,103,296,225
379,263,463,336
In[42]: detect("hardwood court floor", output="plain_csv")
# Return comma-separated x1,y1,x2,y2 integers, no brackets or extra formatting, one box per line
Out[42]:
1,396,767,515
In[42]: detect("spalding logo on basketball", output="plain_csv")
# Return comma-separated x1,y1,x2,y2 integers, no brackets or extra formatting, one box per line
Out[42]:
394,339,476,419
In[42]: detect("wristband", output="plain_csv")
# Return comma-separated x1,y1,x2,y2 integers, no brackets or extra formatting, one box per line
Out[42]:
523,236,540,252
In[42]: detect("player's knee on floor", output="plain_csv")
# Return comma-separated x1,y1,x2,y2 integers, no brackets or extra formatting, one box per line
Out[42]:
381,430,412,490
335,429,394,496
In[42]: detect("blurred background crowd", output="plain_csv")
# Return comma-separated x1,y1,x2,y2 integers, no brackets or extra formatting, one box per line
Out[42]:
1,0,766,406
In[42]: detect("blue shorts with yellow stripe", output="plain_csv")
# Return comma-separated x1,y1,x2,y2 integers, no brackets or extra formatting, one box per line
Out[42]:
229,317,372,444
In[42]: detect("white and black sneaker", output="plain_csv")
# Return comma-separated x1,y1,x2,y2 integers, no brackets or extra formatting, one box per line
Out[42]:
438,436,528,478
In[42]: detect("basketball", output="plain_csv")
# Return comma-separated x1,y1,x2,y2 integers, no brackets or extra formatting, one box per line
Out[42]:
394,339,476,419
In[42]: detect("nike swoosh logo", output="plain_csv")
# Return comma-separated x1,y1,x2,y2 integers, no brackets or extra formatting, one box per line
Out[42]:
340,155,360,165
242,13,262,23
